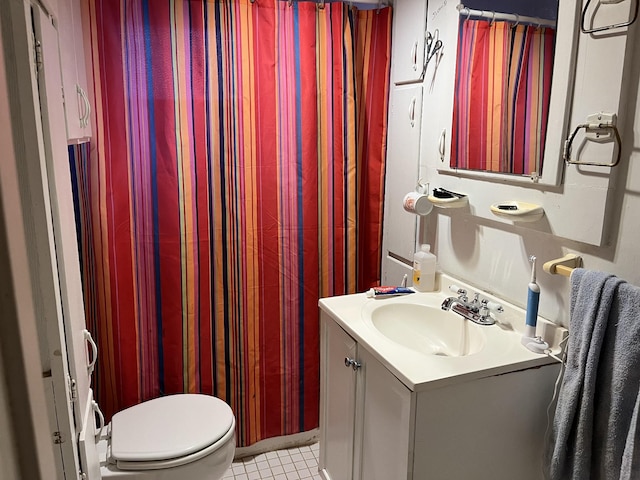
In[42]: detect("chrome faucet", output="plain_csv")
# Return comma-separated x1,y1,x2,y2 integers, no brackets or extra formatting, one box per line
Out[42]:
441,285,503,326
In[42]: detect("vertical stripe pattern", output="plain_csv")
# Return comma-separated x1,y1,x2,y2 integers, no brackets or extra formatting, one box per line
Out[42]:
71,0,391,447
451,19,556,175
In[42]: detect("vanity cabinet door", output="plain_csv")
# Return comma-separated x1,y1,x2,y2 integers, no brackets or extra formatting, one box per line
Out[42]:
320,312,414,480
356,347,412,480
319,315,358,480
390,0,428,84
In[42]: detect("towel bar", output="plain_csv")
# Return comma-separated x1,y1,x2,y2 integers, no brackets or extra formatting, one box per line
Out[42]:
563,118,622,167
543,254,583,277
581,0,639,34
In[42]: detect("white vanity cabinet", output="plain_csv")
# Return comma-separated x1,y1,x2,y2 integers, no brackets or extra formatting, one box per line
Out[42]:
319,313,412,480
319,309,562,480
57,0,92,142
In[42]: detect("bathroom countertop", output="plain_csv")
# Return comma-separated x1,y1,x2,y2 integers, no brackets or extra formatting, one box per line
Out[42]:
319,274,567,393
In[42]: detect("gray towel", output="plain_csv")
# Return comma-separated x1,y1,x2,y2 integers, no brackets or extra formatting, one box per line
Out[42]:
548,269,640,480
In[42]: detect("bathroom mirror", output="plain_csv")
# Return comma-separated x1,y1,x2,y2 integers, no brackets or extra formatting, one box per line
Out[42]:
439,0,580,186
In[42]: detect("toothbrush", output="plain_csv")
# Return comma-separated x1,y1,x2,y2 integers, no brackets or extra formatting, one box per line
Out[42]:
522,255,549,354
524,255,540,337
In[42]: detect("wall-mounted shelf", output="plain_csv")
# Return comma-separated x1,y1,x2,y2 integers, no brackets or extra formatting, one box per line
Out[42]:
490,202,545,223
427,194,468,209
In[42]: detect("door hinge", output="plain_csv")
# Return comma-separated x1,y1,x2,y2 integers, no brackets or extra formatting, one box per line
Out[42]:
79,471,87,480
33,39,43,75
68,376,78,403
53,431,64,444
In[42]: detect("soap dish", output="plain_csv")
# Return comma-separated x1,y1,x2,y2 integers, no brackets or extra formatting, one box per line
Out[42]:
490,202,544,222
427,190,468,209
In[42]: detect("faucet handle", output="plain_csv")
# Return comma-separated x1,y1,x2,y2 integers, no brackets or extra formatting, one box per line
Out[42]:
478,299,504,320
449,285,468,302
448,284,467,297
484,300,504,314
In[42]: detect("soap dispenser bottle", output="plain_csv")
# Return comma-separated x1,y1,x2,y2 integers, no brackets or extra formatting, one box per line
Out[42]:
413,244,436,292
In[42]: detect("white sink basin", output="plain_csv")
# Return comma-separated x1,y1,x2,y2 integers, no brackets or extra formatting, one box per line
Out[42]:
319,274,567,391
369,303,486,357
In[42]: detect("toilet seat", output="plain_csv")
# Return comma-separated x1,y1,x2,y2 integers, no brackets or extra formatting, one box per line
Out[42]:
108,394,235,471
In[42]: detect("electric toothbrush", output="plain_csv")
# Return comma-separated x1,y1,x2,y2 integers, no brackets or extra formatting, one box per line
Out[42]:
521,255,549,354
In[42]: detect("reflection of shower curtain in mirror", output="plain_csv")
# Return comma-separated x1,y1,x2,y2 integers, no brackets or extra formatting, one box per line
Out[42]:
71,0,391,447
451,20,556,174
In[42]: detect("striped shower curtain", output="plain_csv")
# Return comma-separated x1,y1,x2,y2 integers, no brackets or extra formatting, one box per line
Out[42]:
71,0,391,446
451,19,556,175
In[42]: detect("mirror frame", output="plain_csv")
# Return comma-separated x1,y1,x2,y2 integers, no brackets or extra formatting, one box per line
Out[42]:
437,0,580,187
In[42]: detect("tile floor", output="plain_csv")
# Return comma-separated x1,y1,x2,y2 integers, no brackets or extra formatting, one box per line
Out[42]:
222,443,323,480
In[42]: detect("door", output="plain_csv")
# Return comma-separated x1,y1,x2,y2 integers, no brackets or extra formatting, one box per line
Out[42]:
34,0,93,431
390,0,429,84
319,314,358,480
57,0,92,141
381,85,423,281
356,347,413,480
32,4,94,478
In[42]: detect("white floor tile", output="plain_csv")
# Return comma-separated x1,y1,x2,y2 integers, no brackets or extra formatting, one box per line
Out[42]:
297,468,312,478
224,442,320,480
271,465,285,475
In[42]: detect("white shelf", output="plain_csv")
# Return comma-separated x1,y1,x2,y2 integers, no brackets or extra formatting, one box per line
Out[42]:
490,202,545,223
427,195,468,209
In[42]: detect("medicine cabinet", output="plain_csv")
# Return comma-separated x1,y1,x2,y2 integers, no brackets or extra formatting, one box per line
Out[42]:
416,0,635,245
433,0,580,187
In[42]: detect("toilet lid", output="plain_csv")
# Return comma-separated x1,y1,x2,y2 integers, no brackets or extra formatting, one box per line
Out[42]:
110,394,234,462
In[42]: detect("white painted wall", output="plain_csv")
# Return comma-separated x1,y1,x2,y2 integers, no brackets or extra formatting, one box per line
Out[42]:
407,6,640,327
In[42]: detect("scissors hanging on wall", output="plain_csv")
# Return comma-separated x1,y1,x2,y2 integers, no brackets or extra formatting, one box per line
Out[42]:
425,29,443,92
425,30,443,69
396,29,443,86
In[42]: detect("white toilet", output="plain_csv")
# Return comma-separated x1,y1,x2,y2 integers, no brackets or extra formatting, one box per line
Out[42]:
97,393,236,479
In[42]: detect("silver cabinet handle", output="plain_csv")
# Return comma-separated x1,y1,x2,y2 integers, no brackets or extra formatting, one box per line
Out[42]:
82,87,91,128
344,357,362,371
76,84,85,127
92,400,104,440
83,329,98,375
77,85,91,129
409,97,416,128
438,129,446,161
411,40,418,71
